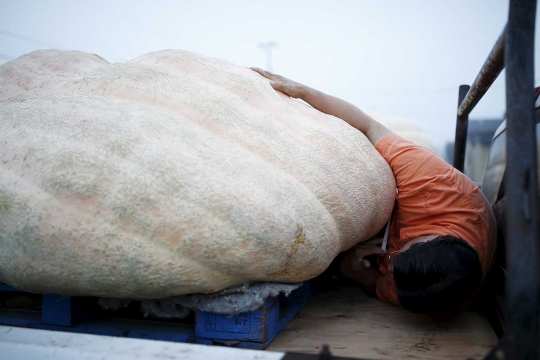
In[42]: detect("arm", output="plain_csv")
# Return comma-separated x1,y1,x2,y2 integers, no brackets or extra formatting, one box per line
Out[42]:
251,67,393,146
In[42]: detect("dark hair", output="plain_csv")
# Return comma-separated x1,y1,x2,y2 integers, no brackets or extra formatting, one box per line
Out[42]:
393,235,482,313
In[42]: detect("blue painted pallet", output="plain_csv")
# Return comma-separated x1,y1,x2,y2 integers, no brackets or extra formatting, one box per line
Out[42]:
196,282,312,349
0,282,311,349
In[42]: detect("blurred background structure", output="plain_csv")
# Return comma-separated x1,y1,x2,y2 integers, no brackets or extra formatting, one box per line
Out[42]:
446,119,505,183
258,41,277,72
1,0,538,179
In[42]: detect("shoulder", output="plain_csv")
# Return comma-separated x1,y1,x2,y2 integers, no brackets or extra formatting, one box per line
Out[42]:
375,134,451,172
374,134,406,155
375,135,454,194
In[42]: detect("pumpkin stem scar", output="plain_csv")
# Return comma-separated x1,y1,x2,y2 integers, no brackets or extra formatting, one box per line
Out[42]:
267,224,308,277
286,225,308,263
295,224,307,245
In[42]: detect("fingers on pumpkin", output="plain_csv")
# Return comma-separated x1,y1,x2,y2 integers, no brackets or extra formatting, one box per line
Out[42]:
270,82,294,97
269,81,283,90
250,67,274,80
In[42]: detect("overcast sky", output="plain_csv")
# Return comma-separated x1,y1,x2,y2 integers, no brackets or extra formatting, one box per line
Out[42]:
1,0,539,153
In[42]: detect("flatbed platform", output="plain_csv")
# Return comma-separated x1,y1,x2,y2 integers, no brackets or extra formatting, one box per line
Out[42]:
268,286,497,359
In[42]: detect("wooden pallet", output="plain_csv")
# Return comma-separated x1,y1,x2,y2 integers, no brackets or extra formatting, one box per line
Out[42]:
0,282,311,350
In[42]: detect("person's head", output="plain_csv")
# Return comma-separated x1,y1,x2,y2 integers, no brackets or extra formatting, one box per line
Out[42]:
391,235,482,313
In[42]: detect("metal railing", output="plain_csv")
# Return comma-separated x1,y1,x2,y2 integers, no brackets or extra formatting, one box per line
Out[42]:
452,0,539,358
453,29,506,172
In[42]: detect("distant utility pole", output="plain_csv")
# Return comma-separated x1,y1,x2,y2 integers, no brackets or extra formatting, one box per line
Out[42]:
259,41,277,72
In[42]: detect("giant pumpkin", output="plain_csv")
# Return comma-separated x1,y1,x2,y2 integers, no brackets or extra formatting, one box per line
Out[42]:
0,50,395,299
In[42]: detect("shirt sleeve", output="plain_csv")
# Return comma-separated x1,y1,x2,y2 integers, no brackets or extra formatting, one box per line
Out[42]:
375,134,454,195
375,272,400,306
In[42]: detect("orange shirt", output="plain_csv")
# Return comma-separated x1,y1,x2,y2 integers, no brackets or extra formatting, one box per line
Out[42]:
374,134,497,306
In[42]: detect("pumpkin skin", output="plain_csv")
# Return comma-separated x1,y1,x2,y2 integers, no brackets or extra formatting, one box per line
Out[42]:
0,50,395,298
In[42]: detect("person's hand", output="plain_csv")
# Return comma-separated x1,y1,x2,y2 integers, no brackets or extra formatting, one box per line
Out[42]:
339,238,386,296
250,67,306,99
350,237,387,269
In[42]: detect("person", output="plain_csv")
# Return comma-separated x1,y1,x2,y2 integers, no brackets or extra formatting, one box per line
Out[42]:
251,67,497,313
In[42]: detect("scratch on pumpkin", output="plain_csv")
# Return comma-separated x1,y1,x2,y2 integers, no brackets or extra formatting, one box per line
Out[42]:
267,224,307,277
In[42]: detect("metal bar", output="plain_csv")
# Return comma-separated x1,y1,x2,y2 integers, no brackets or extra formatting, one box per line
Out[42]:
503,0,539,358
453,85,470,172
458,28,506,117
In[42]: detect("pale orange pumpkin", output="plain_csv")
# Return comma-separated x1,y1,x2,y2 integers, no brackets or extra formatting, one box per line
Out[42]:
0,50,395,298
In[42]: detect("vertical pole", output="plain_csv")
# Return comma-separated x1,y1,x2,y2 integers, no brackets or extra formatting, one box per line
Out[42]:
266,46,273,73
259,41,277,72
453,85,470,172
504,0,539,358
